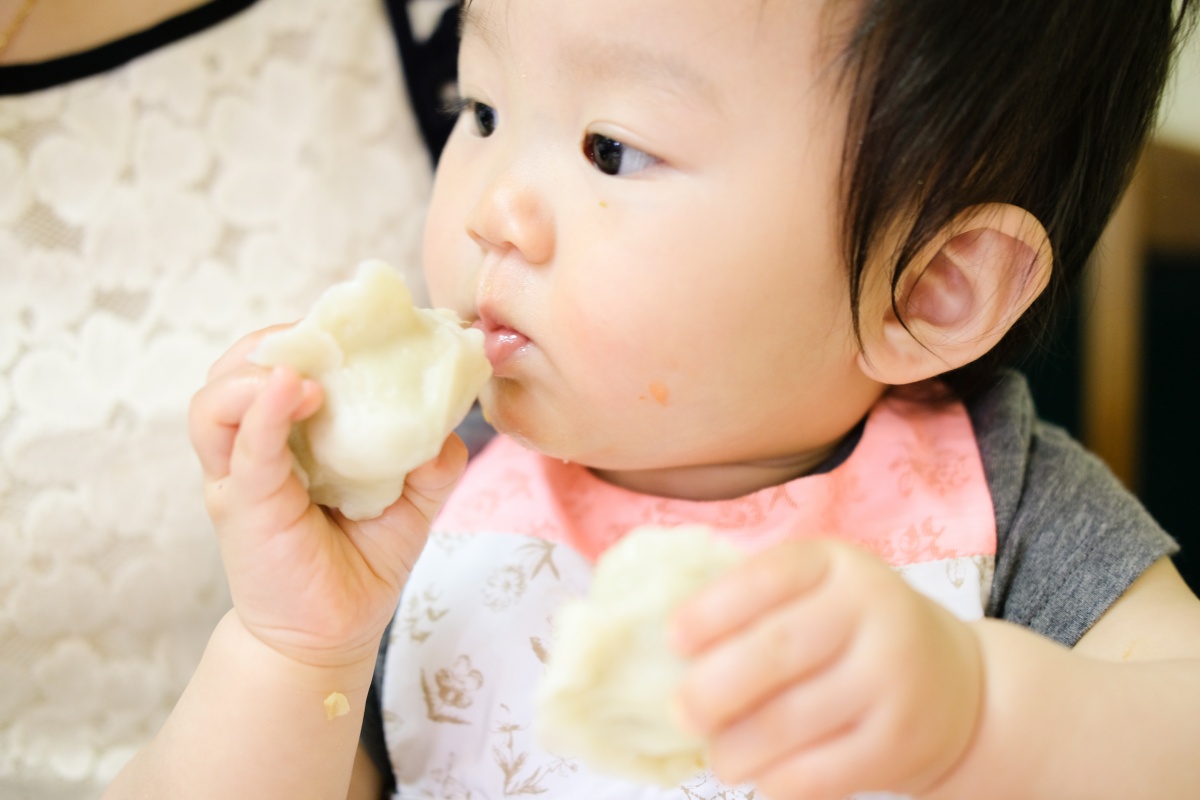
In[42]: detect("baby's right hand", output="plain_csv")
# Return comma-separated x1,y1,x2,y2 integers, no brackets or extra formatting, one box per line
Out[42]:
188,328,468,669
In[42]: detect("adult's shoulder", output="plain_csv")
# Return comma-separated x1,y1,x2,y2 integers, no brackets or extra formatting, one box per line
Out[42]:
0,0,260,95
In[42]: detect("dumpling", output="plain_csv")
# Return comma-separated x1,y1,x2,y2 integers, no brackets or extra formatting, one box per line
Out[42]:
251,260,491,520
535,524,744,786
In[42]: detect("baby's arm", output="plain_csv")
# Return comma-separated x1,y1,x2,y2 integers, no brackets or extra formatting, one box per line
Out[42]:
673,541,1200,800
104,331,467,800
930,556,1200,799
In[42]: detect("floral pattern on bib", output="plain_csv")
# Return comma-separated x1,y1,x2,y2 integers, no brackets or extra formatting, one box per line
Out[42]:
382,390,996,799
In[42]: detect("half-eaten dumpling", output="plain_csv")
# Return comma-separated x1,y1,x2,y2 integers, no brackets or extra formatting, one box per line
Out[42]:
535,524,744,786
251,260,491,520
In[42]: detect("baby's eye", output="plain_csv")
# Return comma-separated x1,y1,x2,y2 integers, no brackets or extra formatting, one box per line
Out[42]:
472,101,498,137
451,97,497,137
583,133,658,176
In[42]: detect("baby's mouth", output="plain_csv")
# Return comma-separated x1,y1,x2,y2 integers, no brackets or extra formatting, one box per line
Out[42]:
472,312,532,373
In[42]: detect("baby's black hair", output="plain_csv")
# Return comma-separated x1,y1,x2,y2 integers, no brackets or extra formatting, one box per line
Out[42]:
837,0,1198,396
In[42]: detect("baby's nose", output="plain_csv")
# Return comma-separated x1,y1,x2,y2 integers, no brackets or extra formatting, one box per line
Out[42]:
465,163,556,266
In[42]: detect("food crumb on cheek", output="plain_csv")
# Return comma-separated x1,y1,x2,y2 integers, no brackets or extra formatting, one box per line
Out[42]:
649,381,670,406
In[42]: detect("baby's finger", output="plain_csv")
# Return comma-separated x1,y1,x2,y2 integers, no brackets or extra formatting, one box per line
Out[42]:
750,722,892,800
191,364,322,481
206,323,295,382
707,662,868,786
189,367,264,480
343,434,470,582
326,435,469,604
226,366,318,506
673,540,832,656
678,573,857,733
395,433,470,527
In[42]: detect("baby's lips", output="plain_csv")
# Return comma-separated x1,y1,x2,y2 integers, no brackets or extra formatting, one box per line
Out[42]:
472,316,532,373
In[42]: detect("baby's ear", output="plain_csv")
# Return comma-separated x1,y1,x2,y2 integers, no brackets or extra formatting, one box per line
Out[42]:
856,203,1051,385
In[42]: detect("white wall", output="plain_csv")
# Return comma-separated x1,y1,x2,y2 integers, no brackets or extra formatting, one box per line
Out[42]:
1159,24,1200,150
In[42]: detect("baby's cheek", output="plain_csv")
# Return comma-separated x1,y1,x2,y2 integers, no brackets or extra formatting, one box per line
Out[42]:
420,189,474,310
420,232,457,309
555,286,656,368
569,327,653,406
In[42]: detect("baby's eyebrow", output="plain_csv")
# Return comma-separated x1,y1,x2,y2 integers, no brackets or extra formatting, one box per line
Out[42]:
570,40,720,108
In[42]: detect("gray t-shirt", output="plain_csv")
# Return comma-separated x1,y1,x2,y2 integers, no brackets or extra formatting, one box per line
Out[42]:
360,370,1179,785
972,371,1177,644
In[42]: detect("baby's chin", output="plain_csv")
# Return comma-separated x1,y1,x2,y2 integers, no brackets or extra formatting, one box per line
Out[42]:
478,382,720,478
477,381,580,456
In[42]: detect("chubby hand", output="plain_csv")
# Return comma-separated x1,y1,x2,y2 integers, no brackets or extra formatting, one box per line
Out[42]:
672,539,983,799
188,327,468,669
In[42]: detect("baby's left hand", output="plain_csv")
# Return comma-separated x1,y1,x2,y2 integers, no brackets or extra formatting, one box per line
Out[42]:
672,539,983,799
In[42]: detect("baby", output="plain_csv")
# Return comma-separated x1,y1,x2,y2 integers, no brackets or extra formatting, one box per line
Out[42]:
106,1,1200,799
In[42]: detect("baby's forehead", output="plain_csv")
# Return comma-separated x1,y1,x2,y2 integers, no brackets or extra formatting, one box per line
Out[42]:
460,0,844,101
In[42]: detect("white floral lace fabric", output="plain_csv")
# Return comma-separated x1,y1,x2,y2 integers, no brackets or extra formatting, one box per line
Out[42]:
0,0,437,795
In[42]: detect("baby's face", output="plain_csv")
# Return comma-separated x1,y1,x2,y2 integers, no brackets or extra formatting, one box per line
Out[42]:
423,0,885,496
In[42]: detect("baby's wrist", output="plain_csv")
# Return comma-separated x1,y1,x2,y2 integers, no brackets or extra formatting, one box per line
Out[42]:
131,608,380,796
214,610,382,694
922,618,1061,800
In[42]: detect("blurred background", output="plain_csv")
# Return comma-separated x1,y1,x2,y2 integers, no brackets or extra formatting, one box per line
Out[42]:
1023,29,1200,593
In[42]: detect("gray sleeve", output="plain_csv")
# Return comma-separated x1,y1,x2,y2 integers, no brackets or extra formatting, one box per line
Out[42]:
973,372,1179,646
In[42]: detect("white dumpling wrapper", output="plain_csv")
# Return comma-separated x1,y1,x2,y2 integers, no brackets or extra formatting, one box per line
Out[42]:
535,524,744,786
251,260,491,520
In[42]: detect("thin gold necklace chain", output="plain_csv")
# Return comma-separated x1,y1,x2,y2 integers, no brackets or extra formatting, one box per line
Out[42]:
0,0,42,58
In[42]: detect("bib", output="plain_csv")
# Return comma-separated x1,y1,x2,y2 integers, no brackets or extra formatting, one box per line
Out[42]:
381,391,996,799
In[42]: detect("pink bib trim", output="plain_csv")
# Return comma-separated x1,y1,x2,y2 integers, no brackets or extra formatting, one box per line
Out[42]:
436,391,996,566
